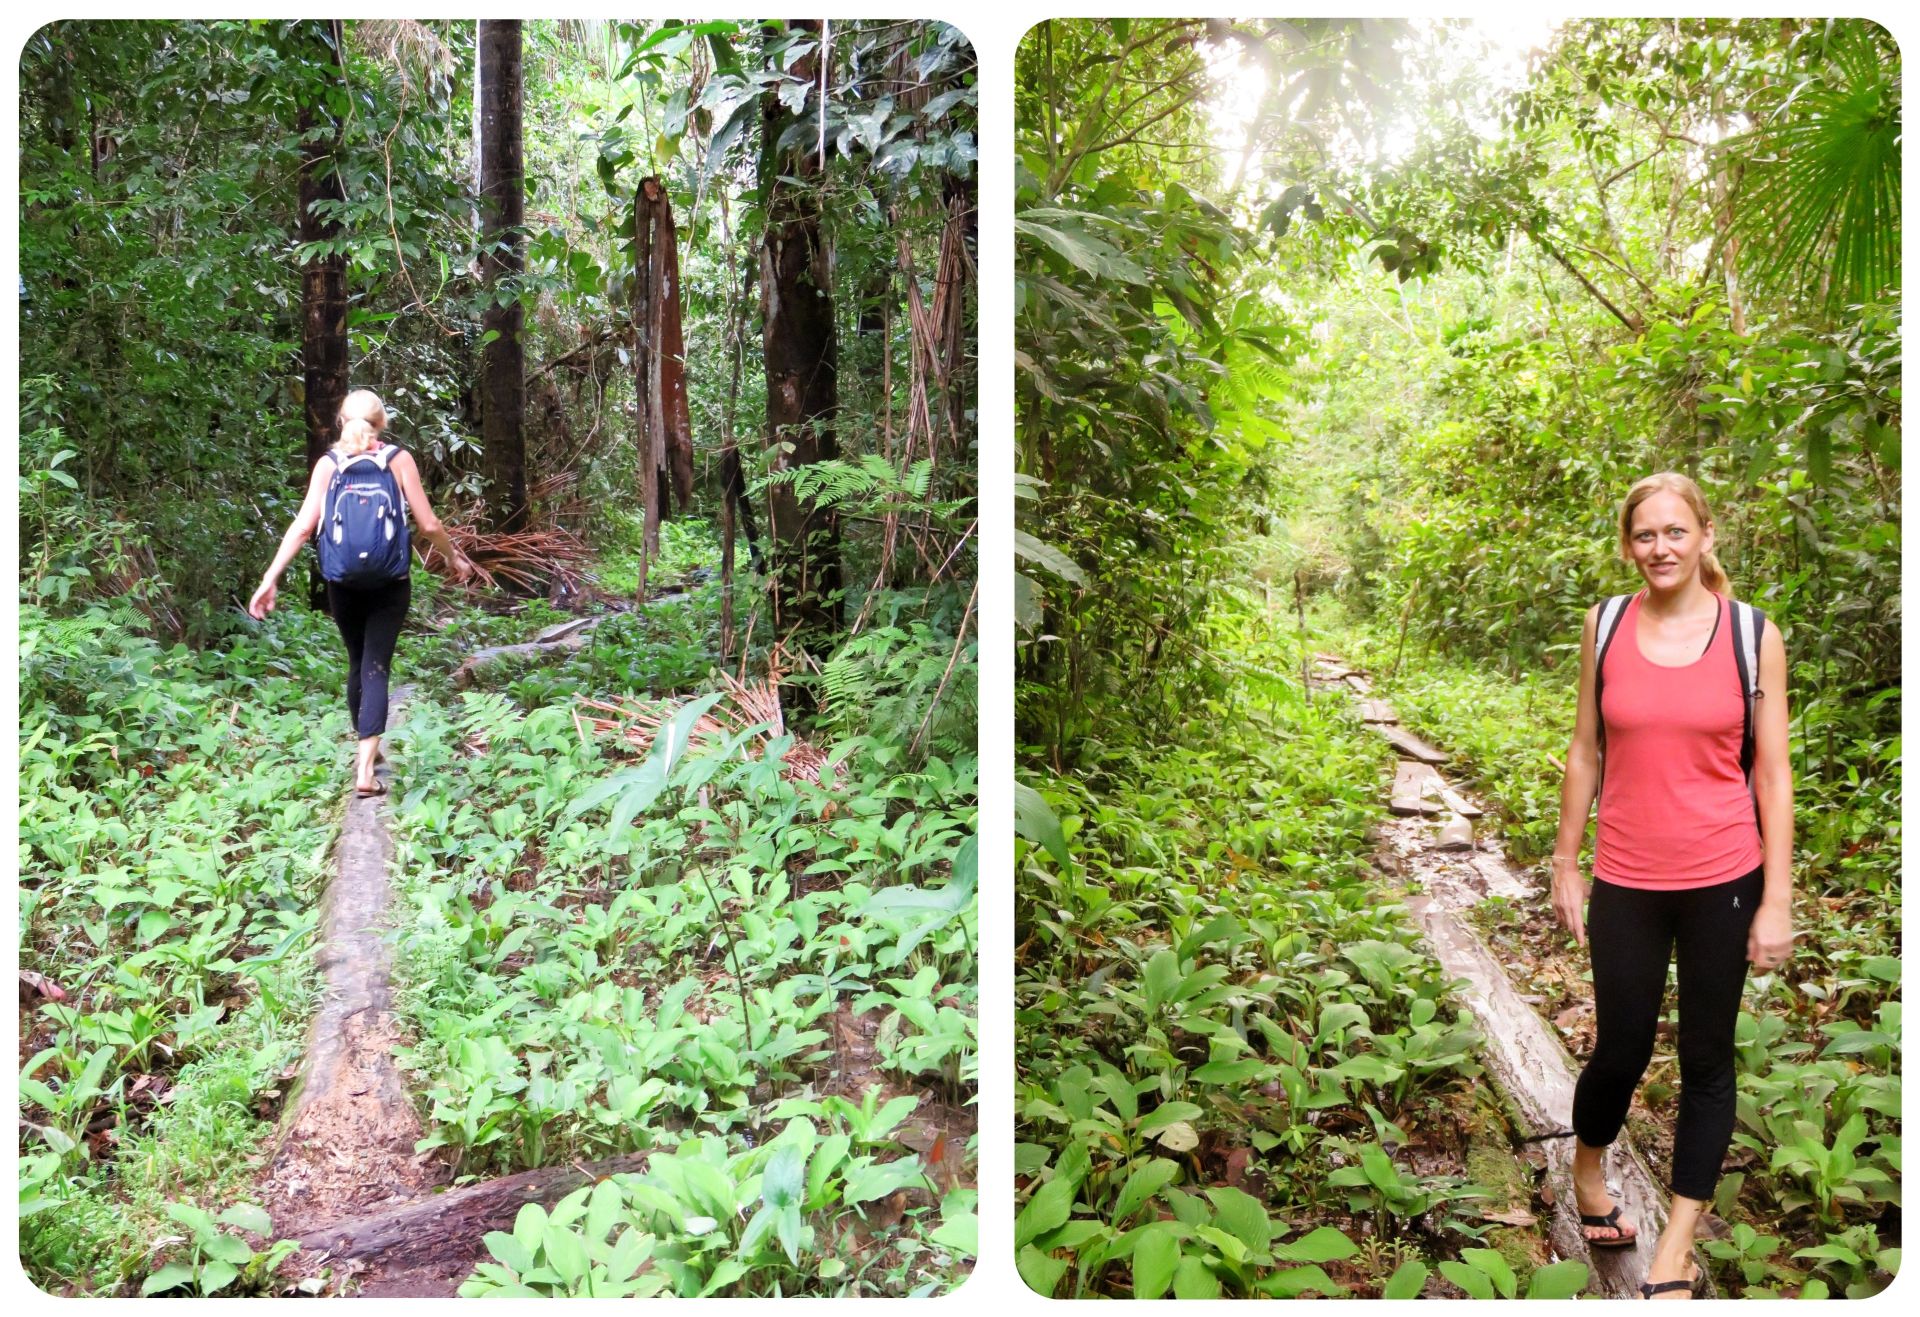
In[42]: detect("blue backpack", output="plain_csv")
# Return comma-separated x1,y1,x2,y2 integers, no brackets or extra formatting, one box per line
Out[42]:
317,444,411,587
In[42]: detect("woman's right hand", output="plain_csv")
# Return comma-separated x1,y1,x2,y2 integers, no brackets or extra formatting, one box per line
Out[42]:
1550,856,1588,948
247,577,277,620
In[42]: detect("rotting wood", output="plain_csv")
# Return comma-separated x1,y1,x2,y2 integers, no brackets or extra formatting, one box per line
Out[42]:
1438,781,1484,818
264,688,445,1236
1390,760,1446,816
292,1151,653,1288
450,619,601,690
1434,812,1474,850
1407,888,1708,1298
1343,672,1372,695
1359,699,1397,723
1376,722,1449,764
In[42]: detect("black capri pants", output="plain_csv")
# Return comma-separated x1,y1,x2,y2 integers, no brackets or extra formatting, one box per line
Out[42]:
1571,864,1764,1201
326,577,410,738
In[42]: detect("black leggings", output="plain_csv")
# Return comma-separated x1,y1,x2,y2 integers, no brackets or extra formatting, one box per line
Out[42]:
326,578,410,738
1571,865,1763,1201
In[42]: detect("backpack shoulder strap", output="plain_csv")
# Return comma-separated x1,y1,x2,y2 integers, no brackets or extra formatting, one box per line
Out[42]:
1730,599,1767,777
1594,594,1633,669
1591,594,1634,773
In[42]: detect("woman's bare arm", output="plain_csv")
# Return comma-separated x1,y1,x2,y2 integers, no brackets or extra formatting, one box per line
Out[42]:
1749,619,1795,967
391,450,472,579
248,458,332,617
1550,604,1603,946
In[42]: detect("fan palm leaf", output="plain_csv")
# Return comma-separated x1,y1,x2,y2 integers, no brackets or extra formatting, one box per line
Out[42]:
1724,21,1900,311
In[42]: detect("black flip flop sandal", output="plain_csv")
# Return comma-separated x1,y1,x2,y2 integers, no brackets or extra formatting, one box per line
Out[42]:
1579,1203,1639,1249
1640,1278,1694,1300
354,779,388,798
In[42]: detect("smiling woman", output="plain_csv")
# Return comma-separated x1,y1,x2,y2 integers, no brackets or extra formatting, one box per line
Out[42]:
1015,13,1898,1303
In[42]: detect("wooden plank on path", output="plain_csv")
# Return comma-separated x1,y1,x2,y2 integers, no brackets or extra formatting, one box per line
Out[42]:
1390,761,1444,816
1377,722,1448,764
1343,672,1372,694
1359,700,1397,724
1437,781,1483,818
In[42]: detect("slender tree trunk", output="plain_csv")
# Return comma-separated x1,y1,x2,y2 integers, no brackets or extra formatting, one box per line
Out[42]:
759,19,841,644
1709,87,1747,336
298,19,349,612
478,19,528,537
632,180,657,602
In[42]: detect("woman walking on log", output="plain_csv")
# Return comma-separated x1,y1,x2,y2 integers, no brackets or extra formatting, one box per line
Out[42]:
1549,473,1794,1299
248,390,474,795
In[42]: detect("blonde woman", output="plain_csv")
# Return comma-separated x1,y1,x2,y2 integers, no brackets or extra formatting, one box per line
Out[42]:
1550,473,1794,1299
249,390,474,794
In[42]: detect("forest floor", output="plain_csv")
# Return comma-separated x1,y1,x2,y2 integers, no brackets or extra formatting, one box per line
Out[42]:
20,553,978,1298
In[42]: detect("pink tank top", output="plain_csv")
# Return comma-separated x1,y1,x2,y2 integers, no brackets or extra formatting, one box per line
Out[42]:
1594,591,1763,889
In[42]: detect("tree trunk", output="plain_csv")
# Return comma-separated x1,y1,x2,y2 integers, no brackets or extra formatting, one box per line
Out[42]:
759,18,841,645
478,19,528,537
298,19,349,613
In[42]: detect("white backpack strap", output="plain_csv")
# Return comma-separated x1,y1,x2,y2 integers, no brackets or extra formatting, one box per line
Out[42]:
1590,594,1635,785
1594,594,1632,663
1730,600,1762,704
1729,598,1768,835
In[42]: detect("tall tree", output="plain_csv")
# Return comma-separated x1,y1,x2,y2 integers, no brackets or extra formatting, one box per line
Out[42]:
297,19,349,609
759,18,842,642
478,19,527,535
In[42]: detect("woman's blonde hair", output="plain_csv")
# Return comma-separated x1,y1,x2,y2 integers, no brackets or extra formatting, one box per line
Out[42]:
338,388,388,432
335,416,383,458
1618,471,1730,595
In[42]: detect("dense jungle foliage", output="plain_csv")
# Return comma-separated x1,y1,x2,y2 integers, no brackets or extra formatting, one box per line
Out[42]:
1016,17,1897,1300
20,18,976,1297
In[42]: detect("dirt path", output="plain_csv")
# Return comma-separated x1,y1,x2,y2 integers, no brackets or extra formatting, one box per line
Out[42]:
1312,656,1711,1300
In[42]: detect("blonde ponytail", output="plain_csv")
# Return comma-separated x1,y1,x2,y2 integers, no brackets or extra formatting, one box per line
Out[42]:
334,417,382,459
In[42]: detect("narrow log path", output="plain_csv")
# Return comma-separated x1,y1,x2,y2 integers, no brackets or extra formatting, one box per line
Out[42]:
1310,655,1712,1300
258,686,648,1297
262,688,441,1241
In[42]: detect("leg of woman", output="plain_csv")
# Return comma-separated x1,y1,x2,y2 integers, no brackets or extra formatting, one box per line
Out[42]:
1571,877,1676,1246
1643,865,1765,1289
350,577,411,787
326,583,370,737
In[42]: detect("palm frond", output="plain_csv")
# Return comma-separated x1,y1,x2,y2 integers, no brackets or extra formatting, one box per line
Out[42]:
1724,21,1901,311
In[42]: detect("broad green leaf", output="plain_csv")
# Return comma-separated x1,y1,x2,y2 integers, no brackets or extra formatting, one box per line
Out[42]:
1525,1259,1591,1299
1383,1258,1431,1298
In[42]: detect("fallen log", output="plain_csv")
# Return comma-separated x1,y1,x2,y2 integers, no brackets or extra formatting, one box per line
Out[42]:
451,617,600,690
293,1150,654,1274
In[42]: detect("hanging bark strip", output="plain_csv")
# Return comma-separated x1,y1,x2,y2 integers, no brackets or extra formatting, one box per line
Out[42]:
297,19,348,612
631,175,694,603
932,178,975,453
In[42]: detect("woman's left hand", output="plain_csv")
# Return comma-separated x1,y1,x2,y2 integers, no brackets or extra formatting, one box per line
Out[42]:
1748,900,1794,972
